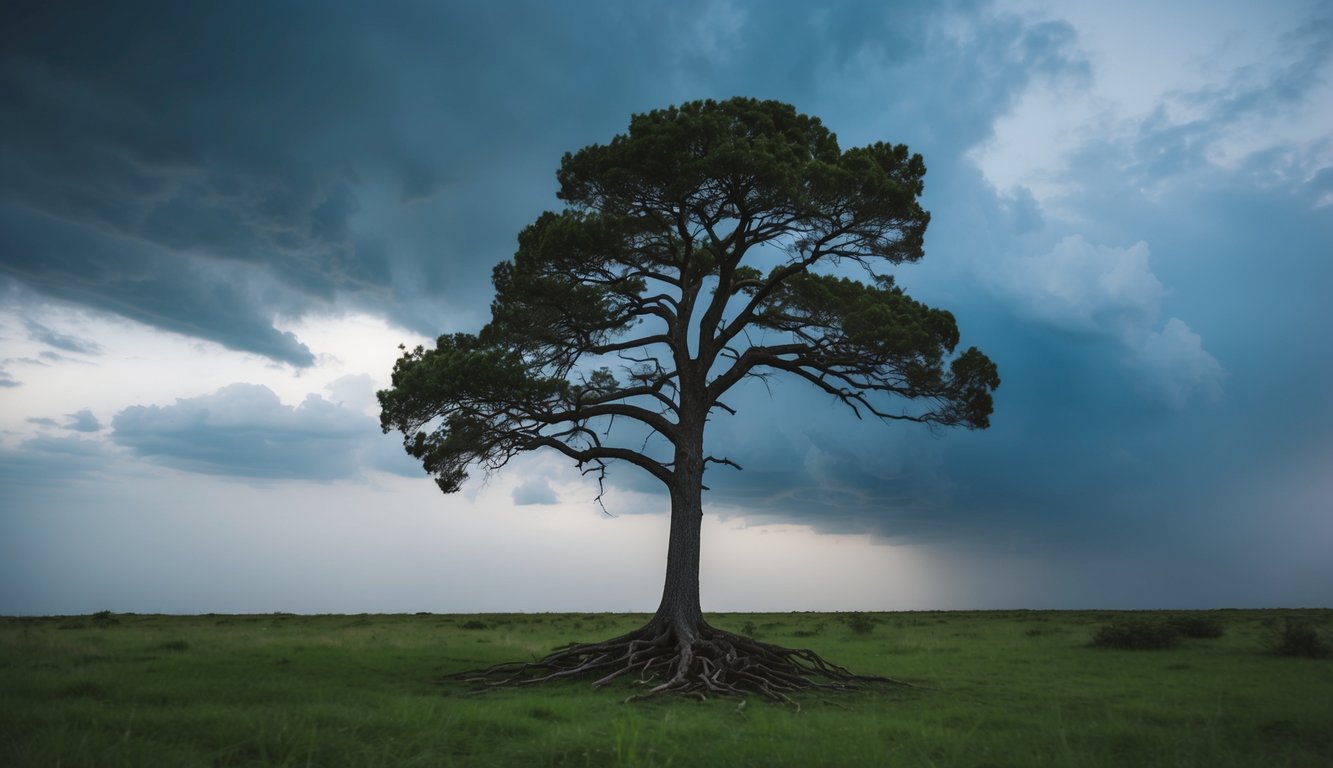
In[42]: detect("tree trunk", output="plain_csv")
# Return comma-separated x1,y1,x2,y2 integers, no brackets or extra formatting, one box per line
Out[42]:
653,395,706,635
654,477,704,632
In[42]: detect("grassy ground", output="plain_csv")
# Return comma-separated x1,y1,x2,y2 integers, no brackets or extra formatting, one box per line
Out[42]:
2,609,1331,767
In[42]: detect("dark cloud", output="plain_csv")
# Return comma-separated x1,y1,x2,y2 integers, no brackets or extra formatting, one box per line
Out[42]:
64,409,101,433
0,433,115,486
110,383,378,480
513,478,559,506
1,2,405,359
0,0,1089,363
107,381,420,481
0,0,673,356
0,369,18,387
0,205,315,365
24,320,102,355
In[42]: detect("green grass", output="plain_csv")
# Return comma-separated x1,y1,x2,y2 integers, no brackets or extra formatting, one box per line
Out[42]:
2,610,1331,766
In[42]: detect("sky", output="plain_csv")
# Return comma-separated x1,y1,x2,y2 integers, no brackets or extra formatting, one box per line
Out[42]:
2,0,1330,615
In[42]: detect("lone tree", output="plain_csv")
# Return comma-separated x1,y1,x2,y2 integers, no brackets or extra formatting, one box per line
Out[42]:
379,98,998,702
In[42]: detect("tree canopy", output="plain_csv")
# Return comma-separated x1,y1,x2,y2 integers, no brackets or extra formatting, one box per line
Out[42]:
379,97,998,499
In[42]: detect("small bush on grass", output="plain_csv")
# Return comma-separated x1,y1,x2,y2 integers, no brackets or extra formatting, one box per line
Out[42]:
1262,618,1330,659
1091,620,1180,650
1168,615,1225,639
461,620,488,630
841,613,877,635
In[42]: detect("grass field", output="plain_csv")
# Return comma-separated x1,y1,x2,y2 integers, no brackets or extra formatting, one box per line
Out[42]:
2,609,1331,766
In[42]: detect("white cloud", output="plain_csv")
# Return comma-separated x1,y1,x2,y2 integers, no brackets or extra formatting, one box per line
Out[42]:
322,373,378,416
996,235,1225,407
1134,318,1226,407
1001,235,1161,336
979,1,1333,199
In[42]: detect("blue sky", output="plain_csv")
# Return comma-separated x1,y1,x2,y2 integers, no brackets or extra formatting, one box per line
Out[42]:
2,0,1330,614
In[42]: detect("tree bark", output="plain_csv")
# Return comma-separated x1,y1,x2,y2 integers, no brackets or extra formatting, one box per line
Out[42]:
653,384,706,634
654,476,704,632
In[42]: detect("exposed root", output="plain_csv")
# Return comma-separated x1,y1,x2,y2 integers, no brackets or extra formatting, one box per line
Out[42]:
447,619,913,704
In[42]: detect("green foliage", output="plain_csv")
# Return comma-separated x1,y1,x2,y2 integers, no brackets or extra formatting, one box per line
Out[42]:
378,97,998,498
1091,620,1181,650
1262,618,1330,658
756,273,999,426
556,98,930,264
377,334,568,493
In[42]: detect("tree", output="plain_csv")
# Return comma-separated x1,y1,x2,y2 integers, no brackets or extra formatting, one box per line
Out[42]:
378,98,999,702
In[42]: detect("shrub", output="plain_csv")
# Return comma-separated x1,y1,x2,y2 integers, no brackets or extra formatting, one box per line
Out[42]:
1168,615,1225,639
1262,618,1330,659
1091,620,1180,650
841,613,877,635
740,620,758,637
461,620,488,630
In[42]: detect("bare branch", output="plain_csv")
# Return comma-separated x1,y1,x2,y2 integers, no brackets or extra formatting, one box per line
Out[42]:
529,435,673,486
704,455,743,471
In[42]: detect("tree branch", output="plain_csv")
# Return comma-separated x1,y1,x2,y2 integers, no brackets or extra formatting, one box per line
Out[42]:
529,435,673,486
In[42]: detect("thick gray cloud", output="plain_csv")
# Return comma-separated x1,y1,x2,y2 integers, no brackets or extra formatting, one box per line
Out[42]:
112,383,377,481
0,433,115,487
0,0,1086,362
104,378,421,482
1,206,316,365
64,409,101,433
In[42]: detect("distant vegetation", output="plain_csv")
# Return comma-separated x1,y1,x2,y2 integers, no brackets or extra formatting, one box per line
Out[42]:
1090,614,1228,650
2,609,1330,766
1262,617,1331,659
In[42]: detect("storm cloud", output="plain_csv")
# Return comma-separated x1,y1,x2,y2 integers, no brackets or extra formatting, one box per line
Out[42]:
1,0,1330,611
